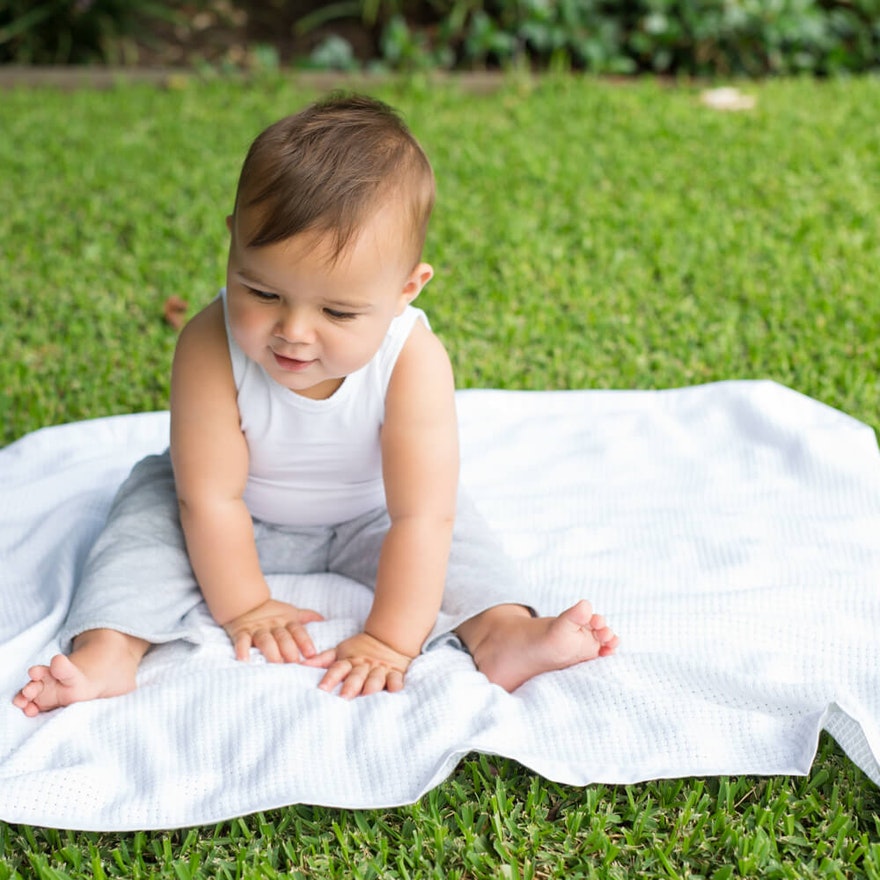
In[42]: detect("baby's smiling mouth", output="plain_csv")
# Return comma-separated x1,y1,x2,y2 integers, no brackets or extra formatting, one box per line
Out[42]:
272,352,316,372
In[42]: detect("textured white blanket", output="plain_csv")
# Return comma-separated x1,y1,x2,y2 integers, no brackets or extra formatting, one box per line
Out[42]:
1,381,878,831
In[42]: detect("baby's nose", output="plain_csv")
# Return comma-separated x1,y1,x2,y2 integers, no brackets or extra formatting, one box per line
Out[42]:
276,308,315,344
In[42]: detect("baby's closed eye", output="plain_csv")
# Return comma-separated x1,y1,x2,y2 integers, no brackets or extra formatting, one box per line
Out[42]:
324,308,358,321
247,287,279,302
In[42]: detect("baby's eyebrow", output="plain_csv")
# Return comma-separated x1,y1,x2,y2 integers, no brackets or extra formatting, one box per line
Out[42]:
323,298,374,311
237,270,278,291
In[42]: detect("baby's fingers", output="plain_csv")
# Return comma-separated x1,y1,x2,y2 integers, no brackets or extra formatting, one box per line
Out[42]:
287,623,317,659
336,662,370,699
302,648,337,669
338,664,404,698
316,660,405,698
252,629,285,663
233,631,254,661
271,626,314,663
362,666,404,696
317,659,351,694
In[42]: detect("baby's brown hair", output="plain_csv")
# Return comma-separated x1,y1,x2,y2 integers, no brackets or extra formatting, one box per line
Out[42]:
233,93,435,266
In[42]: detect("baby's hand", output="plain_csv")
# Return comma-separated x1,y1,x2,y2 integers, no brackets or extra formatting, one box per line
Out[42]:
223,599,323,663
303,632,413,699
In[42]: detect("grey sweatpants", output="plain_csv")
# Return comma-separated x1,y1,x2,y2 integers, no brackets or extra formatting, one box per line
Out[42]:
60,451,534,653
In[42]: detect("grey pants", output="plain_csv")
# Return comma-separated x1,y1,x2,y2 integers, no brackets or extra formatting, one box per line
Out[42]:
60,451,534,653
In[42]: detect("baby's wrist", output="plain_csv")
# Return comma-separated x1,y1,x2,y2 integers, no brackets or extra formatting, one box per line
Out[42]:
211,589,272,626
362,624,421,659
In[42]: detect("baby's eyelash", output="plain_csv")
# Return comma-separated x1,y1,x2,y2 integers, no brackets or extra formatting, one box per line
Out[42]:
324,309,357,321
247,287,277,301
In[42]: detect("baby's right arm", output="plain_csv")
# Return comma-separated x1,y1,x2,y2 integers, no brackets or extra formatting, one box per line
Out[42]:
169,300,320,659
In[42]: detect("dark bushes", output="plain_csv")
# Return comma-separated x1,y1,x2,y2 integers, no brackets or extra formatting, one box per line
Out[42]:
2,0,878,74
0,0,176,64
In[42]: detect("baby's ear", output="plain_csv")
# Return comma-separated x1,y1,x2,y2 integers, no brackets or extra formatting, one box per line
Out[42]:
401,262,434,306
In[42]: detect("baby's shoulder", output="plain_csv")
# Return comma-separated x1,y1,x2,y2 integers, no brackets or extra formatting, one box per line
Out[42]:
387,318,454,400
173,298,231,380
177,298,225,348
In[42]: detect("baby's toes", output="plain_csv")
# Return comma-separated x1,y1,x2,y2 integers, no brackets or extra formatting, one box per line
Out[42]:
594,624,615,643
21,678,45,701
597,633,620,656
588,613,611,635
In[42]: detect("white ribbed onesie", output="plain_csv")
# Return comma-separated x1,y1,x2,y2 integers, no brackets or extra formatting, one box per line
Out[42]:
60,293,535,653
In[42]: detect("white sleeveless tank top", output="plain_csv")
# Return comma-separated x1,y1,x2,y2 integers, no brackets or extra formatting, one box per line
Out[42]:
220,289,428,527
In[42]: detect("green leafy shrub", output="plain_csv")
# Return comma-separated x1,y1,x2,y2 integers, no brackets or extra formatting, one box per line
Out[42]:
0,0,178,64
2,0,878,74
464,0,635,72
625,0,880,75
298,0,880,75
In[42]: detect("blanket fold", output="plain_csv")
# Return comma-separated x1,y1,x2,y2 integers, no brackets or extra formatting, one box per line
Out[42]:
1,381,878,831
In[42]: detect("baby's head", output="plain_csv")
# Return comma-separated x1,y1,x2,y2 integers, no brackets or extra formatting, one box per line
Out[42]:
231,93,435,269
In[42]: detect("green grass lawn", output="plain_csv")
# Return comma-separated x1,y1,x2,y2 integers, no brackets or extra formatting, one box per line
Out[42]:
1,74,879,878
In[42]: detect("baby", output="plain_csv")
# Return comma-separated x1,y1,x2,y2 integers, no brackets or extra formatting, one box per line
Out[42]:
14,93,617,715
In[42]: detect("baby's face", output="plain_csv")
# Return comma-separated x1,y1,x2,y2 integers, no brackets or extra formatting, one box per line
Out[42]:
225,204,430,400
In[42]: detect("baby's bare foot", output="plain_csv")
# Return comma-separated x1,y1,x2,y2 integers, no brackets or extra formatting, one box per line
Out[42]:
12,630,148,716
459,600,619,692
13,655,99,717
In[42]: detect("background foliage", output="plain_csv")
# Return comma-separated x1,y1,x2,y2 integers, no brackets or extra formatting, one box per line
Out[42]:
1,0,879,74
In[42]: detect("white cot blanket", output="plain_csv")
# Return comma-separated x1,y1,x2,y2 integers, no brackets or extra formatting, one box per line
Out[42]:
1,381,878,831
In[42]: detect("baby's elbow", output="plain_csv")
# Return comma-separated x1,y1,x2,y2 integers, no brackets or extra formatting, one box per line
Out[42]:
176,488,241,522
392,510,456,534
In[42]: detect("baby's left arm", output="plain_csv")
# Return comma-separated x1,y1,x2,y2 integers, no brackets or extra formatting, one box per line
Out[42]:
306,321,459,697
